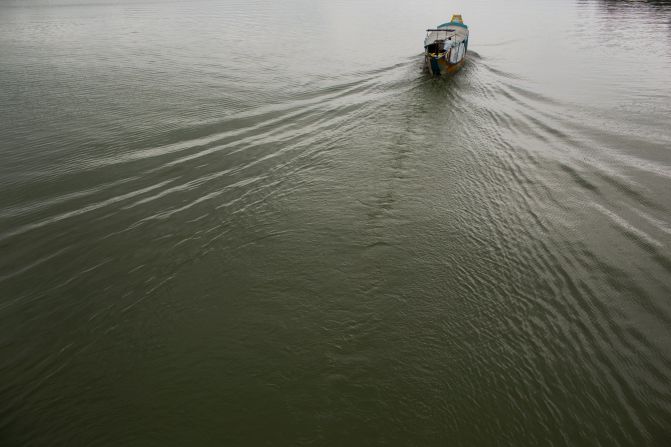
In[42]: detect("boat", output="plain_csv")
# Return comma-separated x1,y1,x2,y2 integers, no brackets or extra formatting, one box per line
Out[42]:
424,14,469,76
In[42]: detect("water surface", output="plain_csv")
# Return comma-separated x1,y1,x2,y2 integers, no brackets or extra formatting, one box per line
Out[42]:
1,0,671,445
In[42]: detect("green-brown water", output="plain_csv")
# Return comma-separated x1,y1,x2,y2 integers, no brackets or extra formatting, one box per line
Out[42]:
1,0,671,445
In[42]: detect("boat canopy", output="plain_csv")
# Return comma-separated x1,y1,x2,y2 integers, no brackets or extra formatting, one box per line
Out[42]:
425,26,467,47
425,29,457,46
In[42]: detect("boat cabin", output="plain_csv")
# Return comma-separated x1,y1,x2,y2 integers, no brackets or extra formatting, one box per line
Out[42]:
424,29,459,54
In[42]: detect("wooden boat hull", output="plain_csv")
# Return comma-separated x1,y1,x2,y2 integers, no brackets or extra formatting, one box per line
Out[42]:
425,55,465,76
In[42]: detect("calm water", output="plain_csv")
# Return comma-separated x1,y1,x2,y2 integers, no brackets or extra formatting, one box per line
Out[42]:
1,0,671,445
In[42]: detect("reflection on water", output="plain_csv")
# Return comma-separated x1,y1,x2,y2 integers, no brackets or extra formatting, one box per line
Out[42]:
0,0,670,445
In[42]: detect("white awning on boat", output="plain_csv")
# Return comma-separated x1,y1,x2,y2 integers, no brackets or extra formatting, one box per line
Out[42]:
424,27,468,47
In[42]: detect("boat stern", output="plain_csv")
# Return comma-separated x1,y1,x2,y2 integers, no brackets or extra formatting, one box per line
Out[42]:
425,52,465,76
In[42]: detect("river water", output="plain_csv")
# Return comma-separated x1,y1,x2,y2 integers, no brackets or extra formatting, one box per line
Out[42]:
1,0,670,445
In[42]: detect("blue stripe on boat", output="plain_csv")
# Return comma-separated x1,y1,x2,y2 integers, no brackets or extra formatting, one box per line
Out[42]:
430,58,440,75
438,21,468,29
